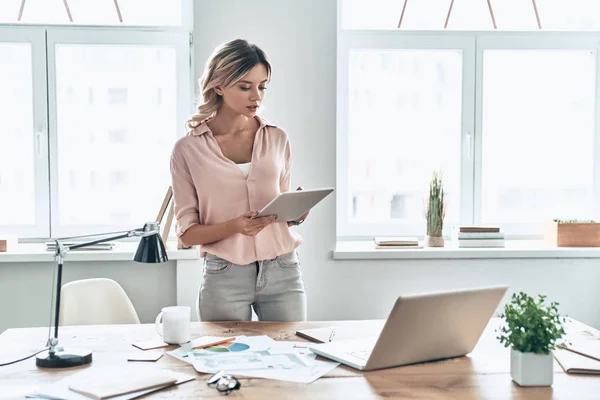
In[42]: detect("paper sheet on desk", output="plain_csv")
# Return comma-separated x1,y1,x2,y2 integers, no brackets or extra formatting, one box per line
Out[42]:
224,359,339,383
192,350,339,384
167,335,337,383
166,335,276,364
266,341,317,359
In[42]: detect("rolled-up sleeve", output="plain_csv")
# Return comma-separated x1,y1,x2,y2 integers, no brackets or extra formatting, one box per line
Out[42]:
279,138,291,193
170,147,200,238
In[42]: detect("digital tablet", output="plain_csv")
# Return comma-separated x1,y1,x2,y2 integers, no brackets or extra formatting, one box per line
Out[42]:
254,187,334,222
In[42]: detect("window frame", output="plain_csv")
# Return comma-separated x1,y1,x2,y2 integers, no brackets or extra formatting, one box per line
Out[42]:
0,1,193,240
337,27,600,240
0,27,50,238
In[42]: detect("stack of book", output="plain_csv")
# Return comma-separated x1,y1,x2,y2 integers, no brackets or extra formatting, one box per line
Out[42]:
453,226,505,248
374,237,422,249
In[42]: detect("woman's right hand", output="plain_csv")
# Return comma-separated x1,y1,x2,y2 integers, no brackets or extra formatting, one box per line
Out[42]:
234,211,276,237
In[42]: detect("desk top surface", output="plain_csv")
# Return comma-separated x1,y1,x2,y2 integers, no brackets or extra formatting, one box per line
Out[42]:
1,319,599,399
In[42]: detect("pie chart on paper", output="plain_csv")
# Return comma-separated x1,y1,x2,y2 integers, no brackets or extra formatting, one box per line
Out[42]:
205,340,250,353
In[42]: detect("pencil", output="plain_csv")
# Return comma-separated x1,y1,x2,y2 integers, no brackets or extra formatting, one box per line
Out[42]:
192,336,236,350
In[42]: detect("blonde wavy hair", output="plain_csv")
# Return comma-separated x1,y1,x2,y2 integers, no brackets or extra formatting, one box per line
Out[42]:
187,39,272,131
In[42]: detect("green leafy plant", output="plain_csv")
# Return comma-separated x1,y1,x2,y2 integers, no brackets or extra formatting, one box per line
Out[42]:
426,171,445,237
496,292,568,354
553,218,596,223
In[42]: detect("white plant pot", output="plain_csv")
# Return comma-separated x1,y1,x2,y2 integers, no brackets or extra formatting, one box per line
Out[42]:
510,349,554,386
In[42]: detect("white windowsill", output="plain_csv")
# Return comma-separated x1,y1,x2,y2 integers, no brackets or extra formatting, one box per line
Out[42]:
333,240,600,260
0,241,200,263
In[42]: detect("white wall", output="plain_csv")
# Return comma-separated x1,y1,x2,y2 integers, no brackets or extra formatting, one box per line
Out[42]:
0,261,176,333
193,0,600,328
2,0,599,334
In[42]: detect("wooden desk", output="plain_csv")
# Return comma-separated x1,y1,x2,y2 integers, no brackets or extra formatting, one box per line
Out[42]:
1,319,599,399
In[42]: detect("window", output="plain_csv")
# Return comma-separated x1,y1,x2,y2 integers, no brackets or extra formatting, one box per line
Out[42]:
0,0,184,26
0,2,191,239
338,4,600,239
341,0,600,31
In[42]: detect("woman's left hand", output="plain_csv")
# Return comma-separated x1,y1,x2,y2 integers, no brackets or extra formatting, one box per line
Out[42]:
287,186,310,227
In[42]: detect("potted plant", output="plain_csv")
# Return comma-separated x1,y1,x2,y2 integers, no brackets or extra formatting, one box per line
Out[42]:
496,292,567,387
544,218,600,247
425,171,445,247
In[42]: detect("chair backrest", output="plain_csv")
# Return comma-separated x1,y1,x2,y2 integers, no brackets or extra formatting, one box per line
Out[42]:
59,278,141,326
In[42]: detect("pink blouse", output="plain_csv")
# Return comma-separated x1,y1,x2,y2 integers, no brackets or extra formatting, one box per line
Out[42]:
170,117,302,265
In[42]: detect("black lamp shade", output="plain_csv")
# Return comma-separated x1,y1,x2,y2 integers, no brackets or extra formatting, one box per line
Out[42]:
134,233,168,263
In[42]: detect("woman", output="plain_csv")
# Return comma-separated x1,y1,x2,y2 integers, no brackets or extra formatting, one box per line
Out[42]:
170,39,308,322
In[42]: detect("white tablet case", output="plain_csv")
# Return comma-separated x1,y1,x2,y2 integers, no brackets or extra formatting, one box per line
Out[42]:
255,188,334,222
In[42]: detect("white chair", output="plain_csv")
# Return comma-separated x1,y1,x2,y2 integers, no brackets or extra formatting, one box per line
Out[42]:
59,278,141,326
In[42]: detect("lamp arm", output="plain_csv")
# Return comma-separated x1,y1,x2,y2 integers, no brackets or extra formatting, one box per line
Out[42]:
56,223,160,255
65,232,136,252
55,229,132,242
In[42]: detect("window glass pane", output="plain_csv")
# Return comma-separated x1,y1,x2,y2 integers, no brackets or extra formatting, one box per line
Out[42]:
8,0,182,26
55,44,178,227
341,0,600,30
445,0,494,30
482,50,596,223
61,0,121,25
537,0,600,31
399,0,450,30
0,0,22,23
0,43,35,226
20,0,71,24
348,50,462,224
341,0,404,30
117,0,182,26
493,0,539,30
342,0,495,30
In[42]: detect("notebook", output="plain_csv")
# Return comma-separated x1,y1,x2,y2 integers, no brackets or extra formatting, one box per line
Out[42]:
32,369,194,400
374,237,422,249
69,370,177,399
374,237,419,246
455,226,500,233
554,348,600,374
375,244,423,249
563,329,600,361
296,322,385,344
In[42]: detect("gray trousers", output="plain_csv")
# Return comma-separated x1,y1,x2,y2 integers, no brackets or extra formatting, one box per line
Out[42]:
198,250,307,322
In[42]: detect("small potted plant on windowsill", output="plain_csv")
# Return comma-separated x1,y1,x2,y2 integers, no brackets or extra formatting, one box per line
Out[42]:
544,218,600,247
424,171,445,247
496,292,568,387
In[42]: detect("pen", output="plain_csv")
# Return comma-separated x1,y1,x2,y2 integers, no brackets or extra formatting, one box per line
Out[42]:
193,336,236,350
329,329,335,342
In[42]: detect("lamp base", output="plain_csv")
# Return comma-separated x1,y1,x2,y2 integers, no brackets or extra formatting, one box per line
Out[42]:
36,348,92,368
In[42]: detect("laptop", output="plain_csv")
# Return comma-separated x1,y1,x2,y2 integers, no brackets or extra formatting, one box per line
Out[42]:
309,285,508,371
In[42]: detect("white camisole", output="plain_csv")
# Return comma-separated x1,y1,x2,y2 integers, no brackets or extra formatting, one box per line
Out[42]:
237,162,251,176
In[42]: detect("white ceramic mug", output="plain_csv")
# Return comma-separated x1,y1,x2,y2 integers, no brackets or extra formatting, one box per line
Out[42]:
155,306,190,344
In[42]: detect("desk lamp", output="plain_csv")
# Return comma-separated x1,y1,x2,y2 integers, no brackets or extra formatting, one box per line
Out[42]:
35,221,168,368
